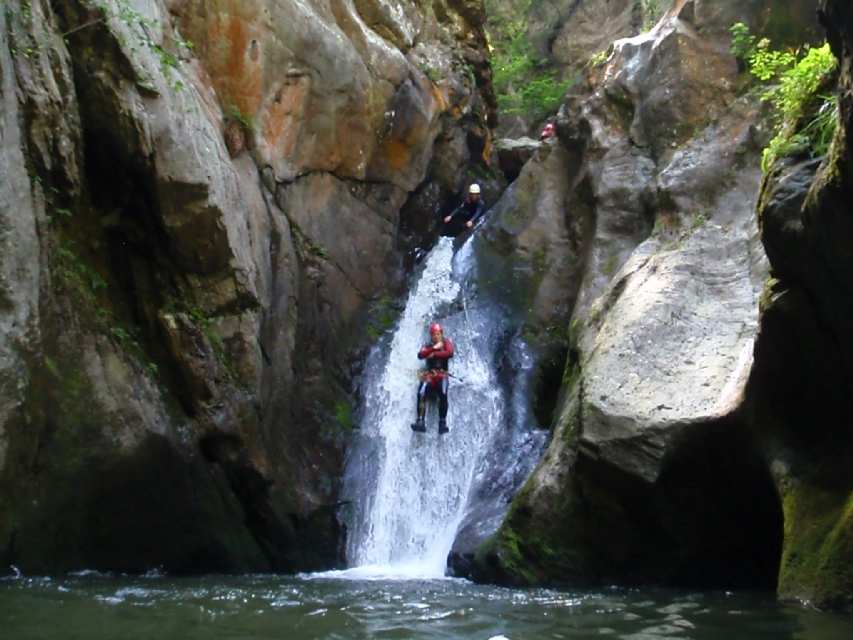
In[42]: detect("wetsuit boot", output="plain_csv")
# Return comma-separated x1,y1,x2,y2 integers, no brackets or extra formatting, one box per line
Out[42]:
412,384,429,433
437,378,449,434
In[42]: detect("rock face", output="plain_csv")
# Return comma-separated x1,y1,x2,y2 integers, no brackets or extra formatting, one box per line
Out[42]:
0,0,494,573
487,0,820,137
744,0,853,611
535,0,820,72
493,136,542,182
467,0,853,612
463,0,819,592
530,0,648,72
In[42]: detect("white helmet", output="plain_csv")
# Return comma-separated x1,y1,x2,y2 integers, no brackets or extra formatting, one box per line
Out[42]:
468,183,481,195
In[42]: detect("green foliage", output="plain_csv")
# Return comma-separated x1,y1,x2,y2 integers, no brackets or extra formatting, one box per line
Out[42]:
512,73,573,118
54,242,158,377
55,243,108,297
762,44,838,171
729,22,754,61
18,0,33,23
799,97,838,158
750,44,797,82
109,324,159,376
765,45,836,122
468,162,498,182
601,253,619,277
85,0,194,92
366,295,399,340
730,23,838,172
641,0,664,32
184,304,235,374
161,298,241,380
5,0,38,59
587,49,610,69
109,325,131,342
333,399,354,430
489,9,572,122
759,277,781,310
288,221,330,262
690,210,709,231
418,63,442,83
730,22,798,82
224,104,255,131
310,244,329,259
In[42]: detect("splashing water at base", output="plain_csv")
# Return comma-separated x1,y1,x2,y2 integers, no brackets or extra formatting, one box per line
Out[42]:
342,237,504,576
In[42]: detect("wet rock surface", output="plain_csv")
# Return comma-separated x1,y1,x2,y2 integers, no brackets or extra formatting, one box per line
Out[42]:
0,0,494,573
465,0,852,613
493,137,542,182
462,0,791,591
486,0,819,137
740,0,853,611
1,0,849,611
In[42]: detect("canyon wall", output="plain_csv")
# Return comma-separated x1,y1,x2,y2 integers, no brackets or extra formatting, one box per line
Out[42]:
0,0,493,573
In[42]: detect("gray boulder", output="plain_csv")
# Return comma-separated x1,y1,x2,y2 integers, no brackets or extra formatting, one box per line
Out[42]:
467,0,787,589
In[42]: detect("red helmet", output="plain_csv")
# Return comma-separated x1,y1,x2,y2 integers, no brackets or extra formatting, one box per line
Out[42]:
429,322,442,334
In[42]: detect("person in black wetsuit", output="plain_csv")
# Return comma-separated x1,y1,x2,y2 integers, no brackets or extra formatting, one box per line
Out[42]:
441,183,486,237
411,322,454,435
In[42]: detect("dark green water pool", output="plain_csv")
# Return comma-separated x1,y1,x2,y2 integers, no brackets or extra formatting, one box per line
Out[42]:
2,572,852,639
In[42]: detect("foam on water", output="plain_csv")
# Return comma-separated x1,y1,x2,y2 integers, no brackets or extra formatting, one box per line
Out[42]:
303,565,461,582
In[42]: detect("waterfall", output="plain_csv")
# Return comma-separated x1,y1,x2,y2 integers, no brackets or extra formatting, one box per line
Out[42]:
341,236,508,578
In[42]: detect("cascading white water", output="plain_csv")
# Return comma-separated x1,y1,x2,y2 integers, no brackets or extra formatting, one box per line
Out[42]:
342,237,505,577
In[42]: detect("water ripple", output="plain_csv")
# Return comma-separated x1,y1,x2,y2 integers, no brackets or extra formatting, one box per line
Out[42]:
2,574,853,640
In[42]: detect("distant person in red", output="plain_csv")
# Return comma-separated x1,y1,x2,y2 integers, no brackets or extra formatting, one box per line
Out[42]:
540,122,556,141
412,322,454,435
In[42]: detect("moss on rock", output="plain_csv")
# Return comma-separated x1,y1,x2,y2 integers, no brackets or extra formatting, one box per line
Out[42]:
470,391,603,587
471,479,582,587
0,345,272,574
778,482,853,610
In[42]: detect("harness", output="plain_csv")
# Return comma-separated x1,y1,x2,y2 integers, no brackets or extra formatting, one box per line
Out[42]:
419,368,448,386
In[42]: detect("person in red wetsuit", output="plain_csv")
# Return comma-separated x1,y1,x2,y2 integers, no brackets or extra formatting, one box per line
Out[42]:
412,322,454,434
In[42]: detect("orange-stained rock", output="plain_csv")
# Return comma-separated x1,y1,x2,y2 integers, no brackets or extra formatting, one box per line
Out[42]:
262,75,310,162
193,1,265,116
176,0,493,188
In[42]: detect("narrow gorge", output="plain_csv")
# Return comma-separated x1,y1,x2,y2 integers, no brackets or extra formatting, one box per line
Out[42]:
1,0,852,636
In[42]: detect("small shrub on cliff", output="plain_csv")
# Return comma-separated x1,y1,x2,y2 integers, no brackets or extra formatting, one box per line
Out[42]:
730,22,755,61
730,23,838,172
59,0,195,92
587,49,611,69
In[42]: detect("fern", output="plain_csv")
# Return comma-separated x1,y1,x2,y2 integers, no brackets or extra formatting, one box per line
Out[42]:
730,23,838,171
